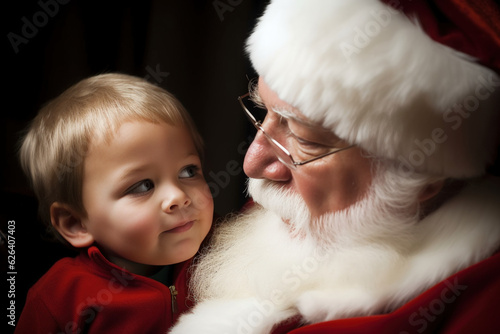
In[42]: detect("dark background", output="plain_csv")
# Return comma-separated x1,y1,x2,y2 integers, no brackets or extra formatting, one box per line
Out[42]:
2,1,268,332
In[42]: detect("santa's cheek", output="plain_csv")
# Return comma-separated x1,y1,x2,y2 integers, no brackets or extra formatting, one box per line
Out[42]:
296,178,355,217
292,182,323,216
306,192,332,217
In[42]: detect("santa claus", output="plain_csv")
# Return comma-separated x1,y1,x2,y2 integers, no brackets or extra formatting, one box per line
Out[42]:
170,0,500,333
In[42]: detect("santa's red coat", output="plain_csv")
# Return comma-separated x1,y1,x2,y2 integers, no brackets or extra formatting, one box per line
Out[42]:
272,250,500,333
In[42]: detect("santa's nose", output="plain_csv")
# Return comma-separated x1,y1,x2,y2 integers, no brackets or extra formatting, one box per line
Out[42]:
243,131,291,182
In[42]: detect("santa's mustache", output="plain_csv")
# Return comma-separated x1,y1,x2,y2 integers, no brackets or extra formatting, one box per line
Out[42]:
247,178,313,236
245,161,432,248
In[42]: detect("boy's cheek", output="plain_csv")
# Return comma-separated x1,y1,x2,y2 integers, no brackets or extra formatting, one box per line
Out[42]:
192,185,214,211
116,212,158,234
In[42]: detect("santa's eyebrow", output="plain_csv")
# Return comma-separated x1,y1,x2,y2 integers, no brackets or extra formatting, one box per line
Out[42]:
249,82,265,108
249,81,323,129
272,106,319,129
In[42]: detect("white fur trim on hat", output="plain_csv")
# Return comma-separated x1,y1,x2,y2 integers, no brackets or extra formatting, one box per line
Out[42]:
246,0,500,178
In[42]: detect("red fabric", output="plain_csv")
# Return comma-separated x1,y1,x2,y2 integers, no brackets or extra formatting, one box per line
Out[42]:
14,246,193,334
271,250,500,333
382,0,500,73
241,198,256,212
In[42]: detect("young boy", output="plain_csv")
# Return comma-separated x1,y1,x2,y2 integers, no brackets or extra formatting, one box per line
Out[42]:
15,73,214,333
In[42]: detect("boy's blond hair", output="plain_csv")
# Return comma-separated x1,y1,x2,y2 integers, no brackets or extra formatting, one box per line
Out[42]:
19,73,204,241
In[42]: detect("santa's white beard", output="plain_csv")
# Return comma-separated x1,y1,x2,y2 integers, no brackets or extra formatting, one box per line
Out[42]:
171,163,500,334
170,160,500,334
189,163,434,315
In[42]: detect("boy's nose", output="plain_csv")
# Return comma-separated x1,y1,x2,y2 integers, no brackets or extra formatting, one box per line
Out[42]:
161,186,191,213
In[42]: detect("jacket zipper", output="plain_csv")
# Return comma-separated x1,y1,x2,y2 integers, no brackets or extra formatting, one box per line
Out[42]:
169,285,178,315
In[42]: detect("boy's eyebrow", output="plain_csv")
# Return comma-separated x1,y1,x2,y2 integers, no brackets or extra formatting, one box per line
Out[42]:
110,166,145,195
117,153,200,181
117,165,148,181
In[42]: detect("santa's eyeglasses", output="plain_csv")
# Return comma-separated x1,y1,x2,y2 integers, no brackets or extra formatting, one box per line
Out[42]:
238,93,355,170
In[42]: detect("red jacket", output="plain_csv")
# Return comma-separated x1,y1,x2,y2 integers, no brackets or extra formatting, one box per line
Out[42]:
15,246,192,334
272,250,500,333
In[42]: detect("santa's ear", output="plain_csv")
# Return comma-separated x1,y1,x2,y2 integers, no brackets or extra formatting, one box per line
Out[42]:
50,202,94,248
418,180,445,203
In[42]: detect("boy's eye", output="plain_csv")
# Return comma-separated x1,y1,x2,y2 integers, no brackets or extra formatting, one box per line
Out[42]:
126,179,154,195
179,165,200,179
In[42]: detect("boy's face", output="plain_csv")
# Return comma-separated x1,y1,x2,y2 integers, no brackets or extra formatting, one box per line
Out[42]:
80,121,213,274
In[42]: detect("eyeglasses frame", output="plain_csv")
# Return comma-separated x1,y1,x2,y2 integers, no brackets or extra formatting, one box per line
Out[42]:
238,93,355,169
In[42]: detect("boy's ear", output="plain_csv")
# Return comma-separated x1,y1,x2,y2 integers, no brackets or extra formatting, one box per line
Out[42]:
50,202,94,248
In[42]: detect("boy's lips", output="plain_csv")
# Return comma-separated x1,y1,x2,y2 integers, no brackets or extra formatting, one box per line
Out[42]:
165,220,195,233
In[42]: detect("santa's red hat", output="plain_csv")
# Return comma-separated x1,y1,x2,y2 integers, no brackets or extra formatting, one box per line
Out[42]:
246,0,500,178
